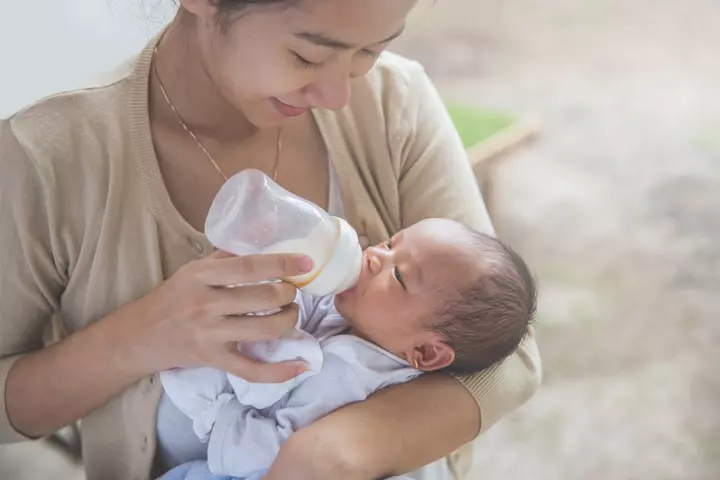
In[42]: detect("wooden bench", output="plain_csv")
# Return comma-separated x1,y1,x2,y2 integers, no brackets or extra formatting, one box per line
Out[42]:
466,113,540,217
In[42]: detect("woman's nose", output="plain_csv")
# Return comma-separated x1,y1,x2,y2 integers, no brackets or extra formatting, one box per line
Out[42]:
304,72,351,111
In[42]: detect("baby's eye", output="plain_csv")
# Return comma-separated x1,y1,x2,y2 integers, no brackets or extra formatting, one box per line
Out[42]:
392,266,407,290
385,239,393,249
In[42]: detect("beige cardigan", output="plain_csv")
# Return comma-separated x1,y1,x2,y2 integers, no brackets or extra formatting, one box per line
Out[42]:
0,34,541,479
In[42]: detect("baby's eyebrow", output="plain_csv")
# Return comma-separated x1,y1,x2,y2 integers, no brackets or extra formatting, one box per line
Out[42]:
395,232,425,292
415,262,424,289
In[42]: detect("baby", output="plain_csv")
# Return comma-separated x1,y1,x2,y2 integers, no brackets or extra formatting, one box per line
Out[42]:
160,218,537,480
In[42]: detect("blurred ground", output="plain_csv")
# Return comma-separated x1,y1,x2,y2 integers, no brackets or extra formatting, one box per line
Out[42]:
2,0,719,479
394,0,720,478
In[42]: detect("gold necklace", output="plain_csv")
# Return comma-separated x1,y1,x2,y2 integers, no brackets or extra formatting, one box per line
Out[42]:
152,44,282,182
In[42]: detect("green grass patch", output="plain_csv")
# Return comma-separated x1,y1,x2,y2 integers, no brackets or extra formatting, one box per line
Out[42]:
445,102,517,148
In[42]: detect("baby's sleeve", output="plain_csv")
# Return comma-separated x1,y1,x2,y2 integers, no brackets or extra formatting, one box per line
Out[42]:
158,367,234,442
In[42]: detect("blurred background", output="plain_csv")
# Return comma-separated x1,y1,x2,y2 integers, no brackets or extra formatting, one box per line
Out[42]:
1,0,719,479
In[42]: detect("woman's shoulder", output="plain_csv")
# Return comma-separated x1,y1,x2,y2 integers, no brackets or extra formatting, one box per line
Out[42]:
348,51,429,118
369,50,427,88
1,51,144,224
315,51,436,157
4,53,138,170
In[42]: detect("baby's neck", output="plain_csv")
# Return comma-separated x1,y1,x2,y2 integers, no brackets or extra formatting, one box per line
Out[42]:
346,327,408,363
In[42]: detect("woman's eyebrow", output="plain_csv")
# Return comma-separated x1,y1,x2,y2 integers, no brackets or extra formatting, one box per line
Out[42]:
294,25,406,50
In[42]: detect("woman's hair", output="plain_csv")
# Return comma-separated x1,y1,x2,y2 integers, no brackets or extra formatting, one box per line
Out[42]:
201,0,300,27
211,0,299,14
212,0,294,8
171,0,299,26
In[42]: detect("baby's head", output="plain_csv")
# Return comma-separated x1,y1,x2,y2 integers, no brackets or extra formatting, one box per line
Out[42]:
334,218,536,374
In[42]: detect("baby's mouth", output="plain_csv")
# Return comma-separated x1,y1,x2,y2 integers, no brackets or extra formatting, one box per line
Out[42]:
337,286,355,298
337,252,370,298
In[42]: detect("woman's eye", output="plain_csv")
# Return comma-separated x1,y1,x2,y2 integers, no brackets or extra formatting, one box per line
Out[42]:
291,52,323,70
361,49,381,59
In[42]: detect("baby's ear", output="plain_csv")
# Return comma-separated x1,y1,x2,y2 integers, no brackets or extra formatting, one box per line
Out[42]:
409,341,455,372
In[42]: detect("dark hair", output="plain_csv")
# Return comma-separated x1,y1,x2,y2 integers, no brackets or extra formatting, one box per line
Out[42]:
432,229,537,375
211,0,298,15
186,0,299,28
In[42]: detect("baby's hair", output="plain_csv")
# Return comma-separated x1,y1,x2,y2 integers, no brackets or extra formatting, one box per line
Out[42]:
431,229,537,374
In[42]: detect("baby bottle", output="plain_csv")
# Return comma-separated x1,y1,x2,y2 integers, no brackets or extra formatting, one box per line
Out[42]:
205,169,362,296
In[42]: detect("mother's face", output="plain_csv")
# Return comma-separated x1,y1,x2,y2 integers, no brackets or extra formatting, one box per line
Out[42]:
181,0,417,127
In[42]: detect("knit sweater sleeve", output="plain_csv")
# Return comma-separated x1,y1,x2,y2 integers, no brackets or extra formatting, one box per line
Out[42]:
388,59,542,434
0,119,65,443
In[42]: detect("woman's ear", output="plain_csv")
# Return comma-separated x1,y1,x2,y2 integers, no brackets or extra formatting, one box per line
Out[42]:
407,341,455,372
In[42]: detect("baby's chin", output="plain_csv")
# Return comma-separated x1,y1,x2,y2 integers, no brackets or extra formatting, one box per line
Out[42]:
333,296,357,325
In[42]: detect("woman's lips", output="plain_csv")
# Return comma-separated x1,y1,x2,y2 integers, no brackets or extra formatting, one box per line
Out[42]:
271,98,308,117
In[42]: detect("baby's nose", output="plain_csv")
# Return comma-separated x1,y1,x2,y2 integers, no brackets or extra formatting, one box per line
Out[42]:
368,254,382,275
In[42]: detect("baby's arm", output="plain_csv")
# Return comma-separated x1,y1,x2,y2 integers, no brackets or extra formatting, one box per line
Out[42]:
207,353,370,478
159,367,234,441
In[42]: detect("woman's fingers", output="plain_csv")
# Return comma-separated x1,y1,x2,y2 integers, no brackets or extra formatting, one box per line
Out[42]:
209,281,298,316
217,350,307,383
211,303,300,342
147,250,312,380
198,252,314,287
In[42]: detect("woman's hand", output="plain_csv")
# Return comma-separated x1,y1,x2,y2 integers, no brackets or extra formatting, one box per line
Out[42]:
123,250,314,382
4,249,314,438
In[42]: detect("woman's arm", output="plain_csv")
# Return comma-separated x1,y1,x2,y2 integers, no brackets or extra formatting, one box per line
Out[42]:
393,57,542,437
3,253,310,441
1,119,69,441
0,120,166,440
264,374,479,480
4,308,158,440
0,120,310,441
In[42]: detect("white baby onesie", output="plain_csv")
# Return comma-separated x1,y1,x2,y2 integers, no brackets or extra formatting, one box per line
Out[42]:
160,292,422,479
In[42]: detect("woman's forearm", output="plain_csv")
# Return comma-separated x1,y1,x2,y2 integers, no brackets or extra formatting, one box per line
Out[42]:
4,305,151,438
267,374,480,479
4,251,314,440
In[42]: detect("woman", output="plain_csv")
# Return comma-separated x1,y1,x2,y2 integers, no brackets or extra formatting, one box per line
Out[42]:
0,1,541,479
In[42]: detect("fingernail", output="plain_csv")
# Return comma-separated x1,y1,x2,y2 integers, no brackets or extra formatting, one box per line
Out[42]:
298,256,314,273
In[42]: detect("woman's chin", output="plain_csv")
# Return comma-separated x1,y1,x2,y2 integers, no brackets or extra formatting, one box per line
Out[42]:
245,100,307,128
231,100,283,129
